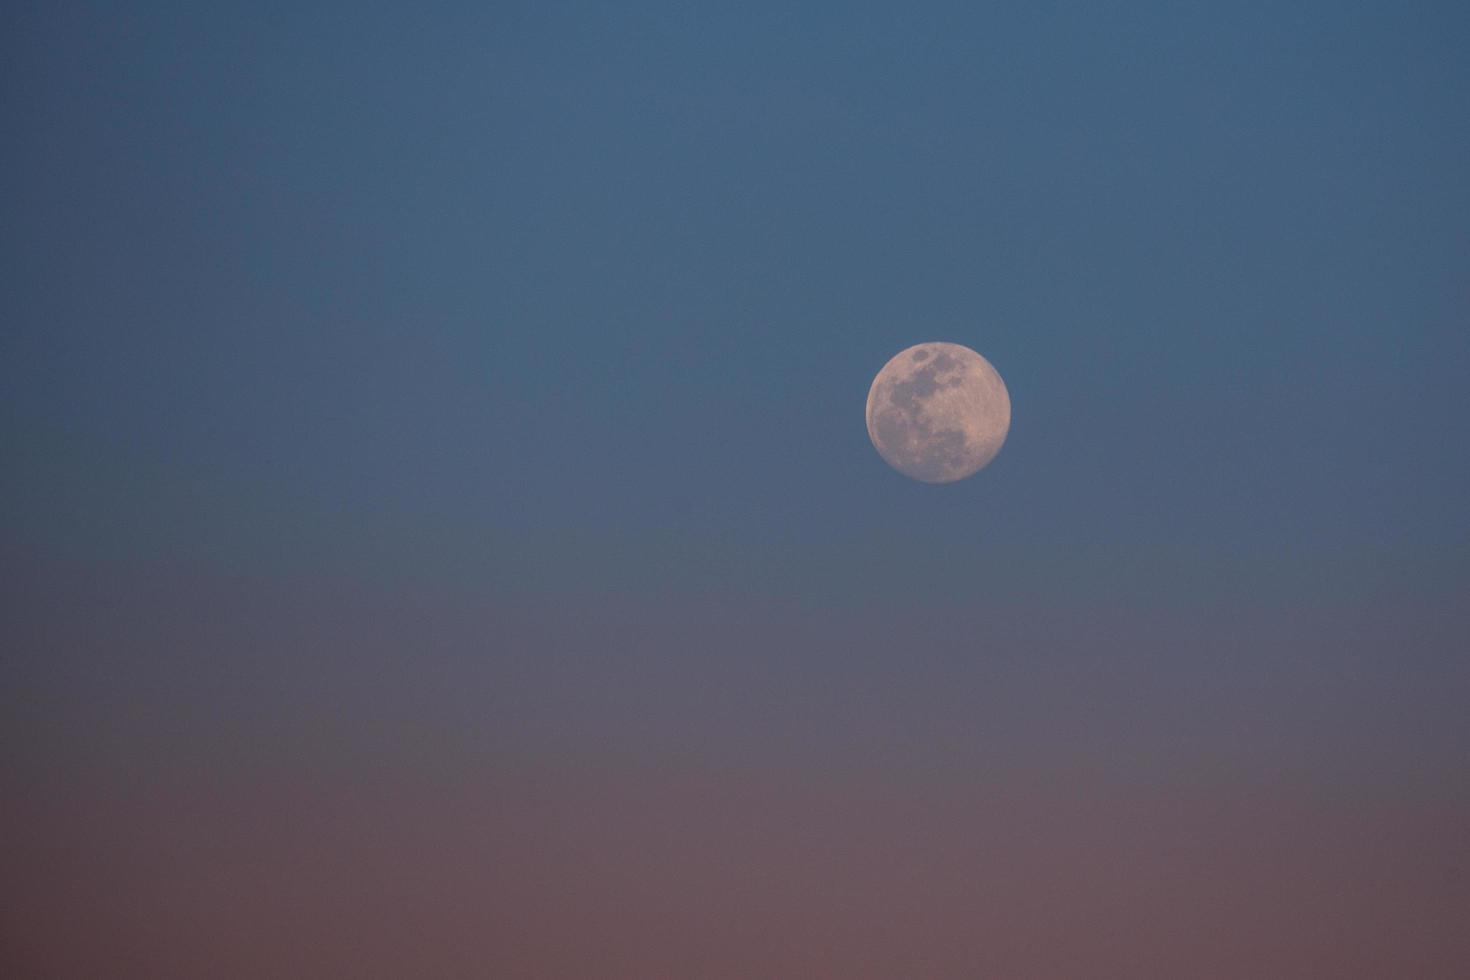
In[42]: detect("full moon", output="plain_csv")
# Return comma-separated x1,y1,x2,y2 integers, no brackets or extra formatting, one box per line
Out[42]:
866,341,1011,483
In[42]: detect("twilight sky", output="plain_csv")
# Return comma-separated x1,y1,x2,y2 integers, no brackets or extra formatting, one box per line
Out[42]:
4,2,1469,976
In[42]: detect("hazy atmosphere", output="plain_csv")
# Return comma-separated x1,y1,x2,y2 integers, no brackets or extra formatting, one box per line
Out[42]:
5,2,1468,976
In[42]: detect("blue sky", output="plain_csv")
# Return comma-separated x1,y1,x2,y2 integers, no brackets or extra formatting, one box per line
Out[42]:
5,2,1469,975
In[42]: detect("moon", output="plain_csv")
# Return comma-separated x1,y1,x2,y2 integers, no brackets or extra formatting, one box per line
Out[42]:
865,341,1011,483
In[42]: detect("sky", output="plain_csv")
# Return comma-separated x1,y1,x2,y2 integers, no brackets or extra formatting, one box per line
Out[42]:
4,2,1469,976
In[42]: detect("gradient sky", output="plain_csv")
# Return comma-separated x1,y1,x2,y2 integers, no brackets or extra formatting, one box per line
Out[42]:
4,2,1469,977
